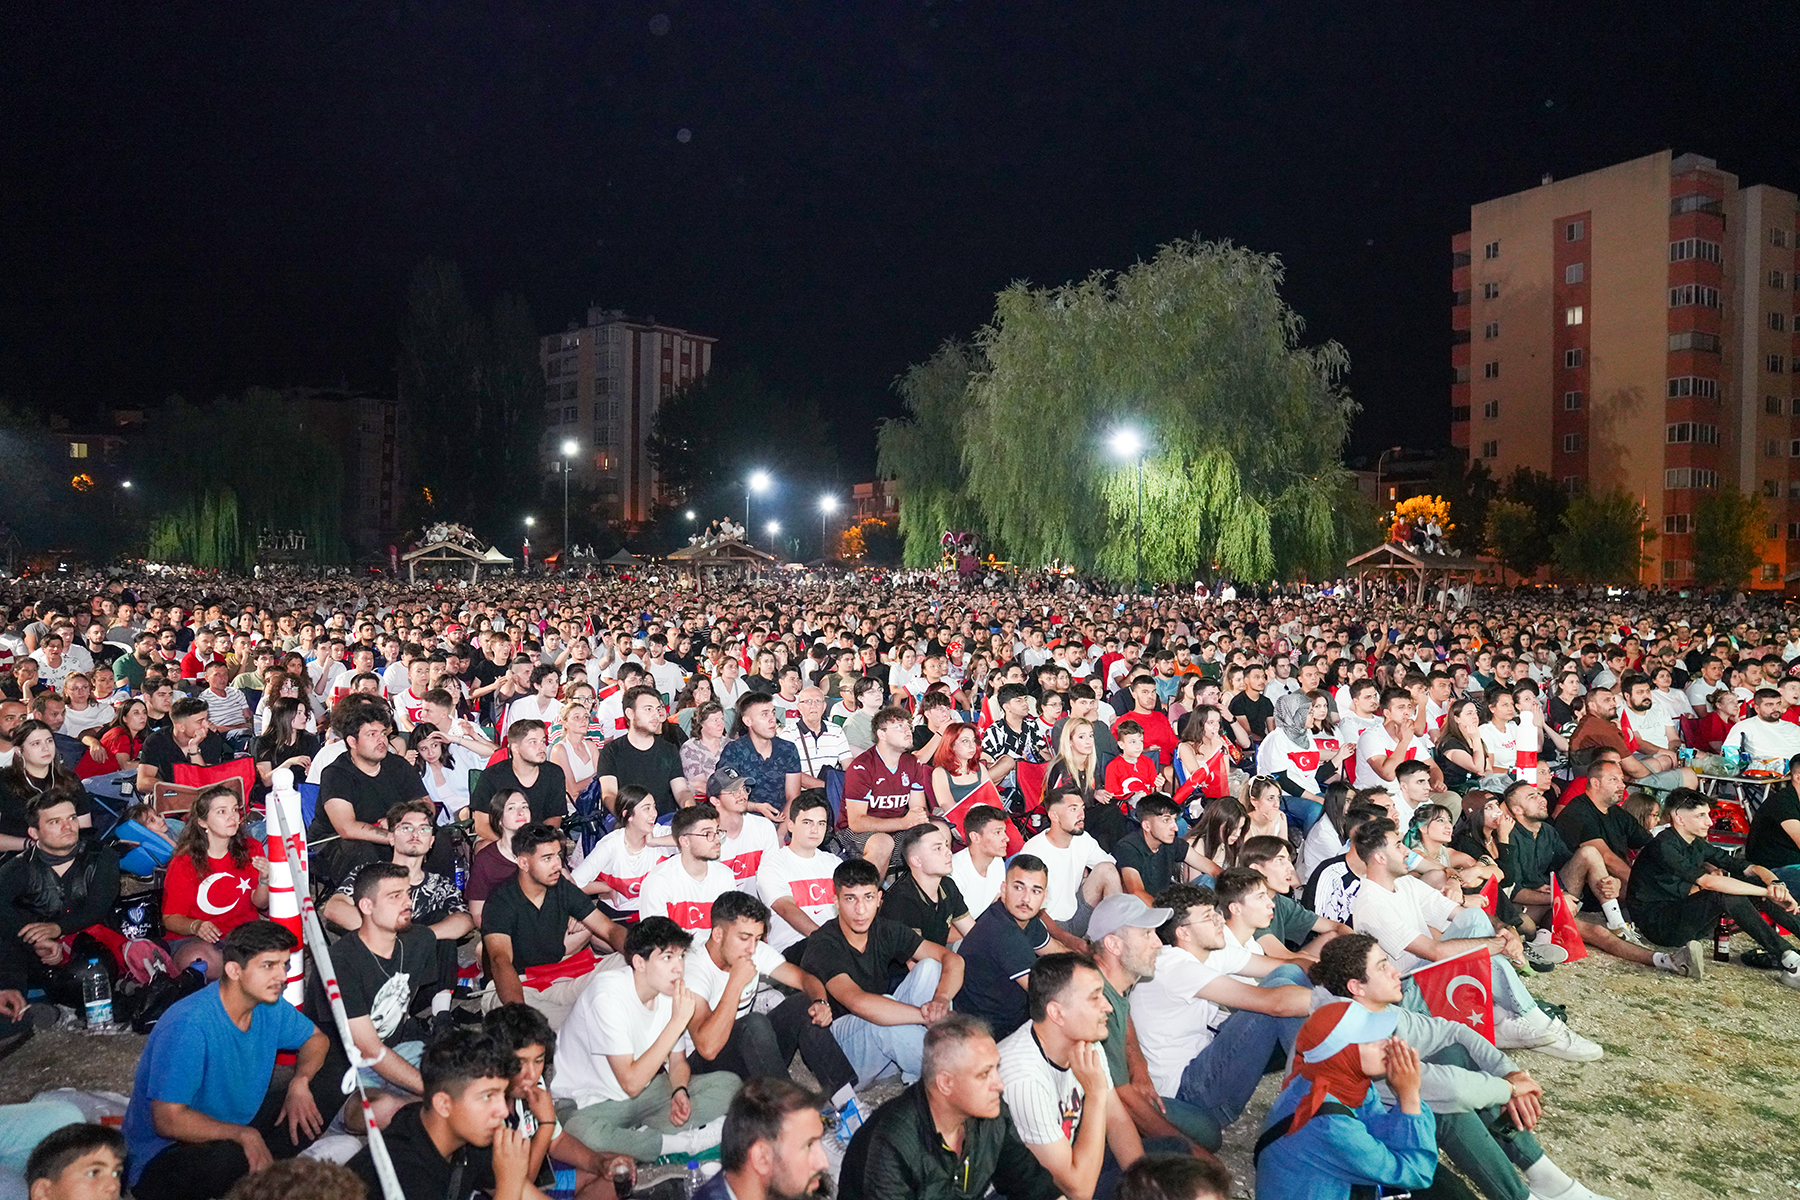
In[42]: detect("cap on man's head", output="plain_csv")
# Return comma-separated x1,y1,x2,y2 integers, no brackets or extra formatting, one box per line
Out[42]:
706,767,750,796
1085,893,1172,943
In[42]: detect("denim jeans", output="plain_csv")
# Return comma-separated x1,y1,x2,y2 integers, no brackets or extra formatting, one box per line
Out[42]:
1171,962,1309,1131
830,957,941,1086
1280,795,1325,835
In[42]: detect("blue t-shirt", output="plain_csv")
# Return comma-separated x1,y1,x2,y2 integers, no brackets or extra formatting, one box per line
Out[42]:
123,982,318,1183
716,735,802,814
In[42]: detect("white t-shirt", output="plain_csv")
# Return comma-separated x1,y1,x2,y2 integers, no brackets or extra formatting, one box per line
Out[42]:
646,661,687,703
718,815,780,896
1129,945,1227,1097
506,695,560,730
1351,875,1461,974
1354,724,1429,796
754,845,842,950
570,830,674,917
1725,715,1800,766
59,701,112,738
553,968,688,1107
951,849,1005,918
683,939,787,1022
996,1021,1085,1146
1018,831,1114,923
636,857,738,932
1297,818,1345,884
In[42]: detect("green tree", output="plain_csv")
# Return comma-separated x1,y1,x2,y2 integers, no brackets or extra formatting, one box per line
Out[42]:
1551,488,1654,585
647,367,834,509
947,238,1353,583
876,341,986,567
1498,466,1567,559
1437,457,1497,555
1484,499,1540,583
1692,488,1767,588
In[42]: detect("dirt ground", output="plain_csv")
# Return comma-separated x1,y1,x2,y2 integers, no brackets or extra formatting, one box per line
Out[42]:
8,931,1800,1198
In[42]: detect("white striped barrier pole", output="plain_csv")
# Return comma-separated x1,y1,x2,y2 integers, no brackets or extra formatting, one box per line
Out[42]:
267,767,308,1006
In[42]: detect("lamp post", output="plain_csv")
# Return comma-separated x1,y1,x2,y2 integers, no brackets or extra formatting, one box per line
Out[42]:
767,520,781,555
1374,445,1404,513
747,470,771,533
1109,428,1145,593
560,439,579,572
818,495,838,558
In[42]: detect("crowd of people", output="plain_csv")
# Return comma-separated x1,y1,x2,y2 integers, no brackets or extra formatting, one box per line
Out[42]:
1,567,1799,1199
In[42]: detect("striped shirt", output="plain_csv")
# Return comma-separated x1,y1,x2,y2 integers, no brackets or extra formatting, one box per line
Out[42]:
996,1022,1085,1146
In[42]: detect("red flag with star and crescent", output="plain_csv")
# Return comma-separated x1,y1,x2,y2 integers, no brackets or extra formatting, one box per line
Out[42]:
941,779,1024,856
1550,873,1589,962
1408,946,1496,1044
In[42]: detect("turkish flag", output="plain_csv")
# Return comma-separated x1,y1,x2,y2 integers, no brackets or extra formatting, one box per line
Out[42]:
1478,875,1499,917
723,851,764,881
1015,760,1050,808
598,871,648,900
666,900,715,930
1288,750,1321,774
788,877,837,908
1408,947,1496,1043
1549,874,1589,963
1314,738,1341,755
942,780,1024,855
170,757,255,799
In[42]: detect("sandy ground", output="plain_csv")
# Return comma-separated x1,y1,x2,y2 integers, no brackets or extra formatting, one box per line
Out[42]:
8,932,1800,1199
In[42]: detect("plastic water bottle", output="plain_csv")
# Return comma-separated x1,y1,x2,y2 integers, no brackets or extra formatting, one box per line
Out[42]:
611,1160,633,1200
452,836,470,892
78,957,113,1028
684,1159,701,1198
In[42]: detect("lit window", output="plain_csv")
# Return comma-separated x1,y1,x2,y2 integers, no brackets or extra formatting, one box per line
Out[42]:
1565,306,1583,326
68,442,87,459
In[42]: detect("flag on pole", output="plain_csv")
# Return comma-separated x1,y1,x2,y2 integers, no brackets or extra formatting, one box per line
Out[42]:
942,779,1024,856
1478,874,1499,917
1407,946,1496,1043
1549,873,1589,962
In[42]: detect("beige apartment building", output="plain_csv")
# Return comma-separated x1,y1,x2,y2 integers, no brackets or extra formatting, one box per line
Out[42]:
540,307,716,526
1451,151,1800,587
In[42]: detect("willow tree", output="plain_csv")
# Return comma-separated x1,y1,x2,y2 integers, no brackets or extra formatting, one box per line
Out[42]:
876,341,986,567
958,239,1355,583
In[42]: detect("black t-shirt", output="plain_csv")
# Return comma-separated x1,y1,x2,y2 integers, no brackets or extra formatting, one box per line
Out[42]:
309,754,430,840
481,875,596,971
311,924,439,1051
255,730,321,768
953,904,1049,1040
1113,830,1182,898
881,873,970,946
595,735,687,816
349,1102,494,1200
1554,796,1650,863
1229,693,1275,741
470,759,568,827
1747,783,1800,870
139,729,232,780
802,915,923,1019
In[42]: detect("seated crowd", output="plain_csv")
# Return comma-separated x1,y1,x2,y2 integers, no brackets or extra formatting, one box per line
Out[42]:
1,576,1799,1200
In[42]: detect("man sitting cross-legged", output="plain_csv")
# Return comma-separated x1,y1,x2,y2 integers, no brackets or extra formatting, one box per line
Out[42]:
553,916,740,1163
1311,934,1617,1200
800,857,964,1087
1021,788,1123,950
1350,817,1603,1062
482,824,625,1029
683,889,860,1128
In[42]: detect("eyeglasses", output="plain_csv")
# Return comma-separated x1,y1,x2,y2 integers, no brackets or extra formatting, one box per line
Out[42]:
681,828,724,841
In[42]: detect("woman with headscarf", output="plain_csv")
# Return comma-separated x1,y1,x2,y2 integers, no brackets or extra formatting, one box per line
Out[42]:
1253,1001,1437,1200
1253,690,1343,835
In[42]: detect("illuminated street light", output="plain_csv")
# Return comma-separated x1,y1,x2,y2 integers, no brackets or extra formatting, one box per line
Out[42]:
1109,427,1147,593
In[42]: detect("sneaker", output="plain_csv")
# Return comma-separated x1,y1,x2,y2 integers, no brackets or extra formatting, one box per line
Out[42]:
1495,1010,1558,1050
1660,940,1704,980
1780,964,1800,992
1530,1182,1618,1200
1524,942,1568,970
1610,923,1653,950
689,1116,725,1152
1527,1017,1604,1062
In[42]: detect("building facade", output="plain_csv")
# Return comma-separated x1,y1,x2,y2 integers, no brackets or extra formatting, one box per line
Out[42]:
540,308,716,527
285,387,407,556
1452,151,1799,586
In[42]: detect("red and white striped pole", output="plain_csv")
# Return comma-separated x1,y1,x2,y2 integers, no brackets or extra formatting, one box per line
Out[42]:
266,767,308,1005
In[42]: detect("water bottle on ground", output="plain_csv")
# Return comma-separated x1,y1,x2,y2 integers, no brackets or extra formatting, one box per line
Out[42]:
78,957,113,1029
612,1160,634,1200
684,1159,701,1198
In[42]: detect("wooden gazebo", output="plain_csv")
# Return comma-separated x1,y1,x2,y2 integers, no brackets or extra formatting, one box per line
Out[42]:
401,529,513,582
1346,542,1491,608
667,538,778,582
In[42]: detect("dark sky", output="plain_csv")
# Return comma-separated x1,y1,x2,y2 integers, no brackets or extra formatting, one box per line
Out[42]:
3,2,1794,477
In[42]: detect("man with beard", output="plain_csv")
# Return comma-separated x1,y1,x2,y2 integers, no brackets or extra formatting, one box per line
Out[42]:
1570,686,1695,791
840,1014,1059,1200
310,863,446,1131
1086,894,1215,1153
694,1076,832,1200
483,825,625,1028
1726,686,1800,766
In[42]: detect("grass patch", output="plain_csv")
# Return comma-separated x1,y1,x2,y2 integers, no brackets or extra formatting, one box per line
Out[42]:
1599,1041,1633,1057
1621,1175,1653,1191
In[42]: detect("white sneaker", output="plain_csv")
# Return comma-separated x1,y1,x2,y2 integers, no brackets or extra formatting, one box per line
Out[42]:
1610,923,1653,950
1495,1009,1557,1050
1524,942,1568,969
1658,940,1704,980
1530,1182,1618,1200
689,1116,725,1151
1780,964,1800,992
1528,1017,1604,1062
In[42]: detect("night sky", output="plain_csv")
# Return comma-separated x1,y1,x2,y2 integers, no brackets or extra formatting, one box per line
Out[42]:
2,2,1793,477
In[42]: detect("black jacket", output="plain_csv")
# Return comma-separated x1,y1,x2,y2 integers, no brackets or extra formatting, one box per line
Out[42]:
839,1082,1058,1200
0,841,120,940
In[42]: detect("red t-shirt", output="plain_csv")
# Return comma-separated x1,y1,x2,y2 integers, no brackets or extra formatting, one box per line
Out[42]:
1115,710,1178,765
1104,754,1158,799
162,837,265,933
178,649,223,680
841,747,929,829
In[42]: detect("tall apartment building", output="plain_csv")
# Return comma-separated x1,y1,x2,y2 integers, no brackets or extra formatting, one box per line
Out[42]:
540,308,716,527
1451,151,1800,587
285,387,407,555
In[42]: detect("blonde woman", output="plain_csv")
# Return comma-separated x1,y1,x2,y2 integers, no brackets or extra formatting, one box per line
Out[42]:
550,698,599,807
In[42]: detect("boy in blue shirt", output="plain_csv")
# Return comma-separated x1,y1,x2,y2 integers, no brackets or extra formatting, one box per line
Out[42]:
123,920,332,1200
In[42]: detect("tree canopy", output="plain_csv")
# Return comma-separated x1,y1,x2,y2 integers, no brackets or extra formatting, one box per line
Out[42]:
876,342,983,568
880,238,1356,581
1551,488,1654,585
1692,488,1767,589
647,366,833,509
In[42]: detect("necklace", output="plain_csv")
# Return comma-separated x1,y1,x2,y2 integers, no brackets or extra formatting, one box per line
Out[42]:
370,931,406,980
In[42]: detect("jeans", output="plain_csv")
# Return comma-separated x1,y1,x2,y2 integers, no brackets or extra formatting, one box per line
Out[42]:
1171,962,1309,1132
830,957,940,1087
1443,908,1536,1017
688,991,856,1099
1770,865,1800,893
1280,795,1325,835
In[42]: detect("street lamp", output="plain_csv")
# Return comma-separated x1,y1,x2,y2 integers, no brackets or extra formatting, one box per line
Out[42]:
747,470,771,531
1374,444,1404,510
524,516,535,527
684,510,696,522
1109,428,1145,593
560,439,579,571
767,520,781,554
818,495,839,557
119,480,132,489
